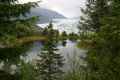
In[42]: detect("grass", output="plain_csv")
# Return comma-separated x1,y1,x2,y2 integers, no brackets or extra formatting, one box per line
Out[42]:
77,40,94,49
16,36,47,44
63,53,87,80
0,35,47,48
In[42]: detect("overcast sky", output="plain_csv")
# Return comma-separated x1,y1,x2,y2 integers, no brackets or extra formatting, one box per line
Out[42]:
21,0,86,18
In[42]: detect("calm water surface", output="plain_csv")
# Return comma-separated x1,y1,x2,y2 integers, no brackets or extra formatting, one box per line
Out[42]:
24,40,87,66
24,18,87,67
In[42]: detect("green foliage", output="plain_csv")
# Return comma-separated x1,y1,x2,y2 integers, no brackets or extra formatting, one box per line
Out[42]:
80,0,120,79
60,31,68,41
41,22,60,42
19,61,36,80
0,70,17,80
0,0,39,79
35,22,64,80
68,32,78,41
60,31,68,46
63,53,87,80
87,25,120,79
78,0,109,36
0,0,38,45
0,44,31,63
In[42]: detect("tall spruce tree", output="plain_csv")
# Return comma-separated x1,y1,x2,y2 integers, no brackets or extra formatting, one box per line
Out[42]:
79,0,109,35
86,0,120,79
35,22,64,80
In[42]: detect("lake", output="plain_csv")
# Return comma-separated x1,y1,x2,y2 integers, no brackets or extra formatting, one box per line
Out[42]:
23,18,87,67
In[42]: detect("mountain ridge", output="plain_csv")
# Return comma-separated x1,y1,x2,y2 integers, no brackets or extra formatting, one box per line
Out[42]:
29,7,67,24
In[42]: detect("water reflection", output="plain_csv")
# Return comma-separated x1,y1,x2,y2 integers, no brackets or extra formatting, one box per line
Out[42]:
24,40,87,65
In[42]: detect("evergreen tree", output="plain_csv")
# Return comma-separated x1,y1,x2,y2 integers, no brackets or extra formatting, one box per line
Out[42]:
0,0,39,63
86,0,120,79
61,31,67,41
0,0,38,46
35,22,64,80
78,0,109,36
68,32,78,41
0,0,39,80
60,31,67,46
